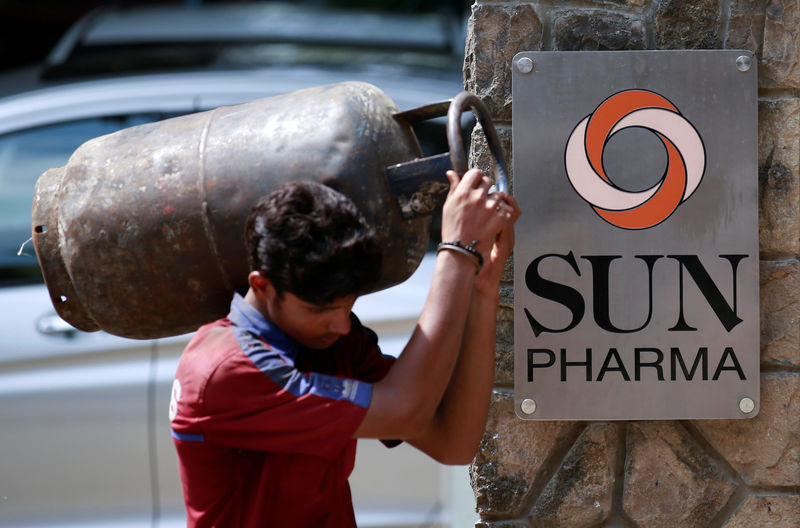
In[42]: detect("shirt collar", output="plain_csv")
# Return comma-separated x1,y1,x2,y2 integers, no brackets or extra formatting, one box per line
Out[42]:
228,292,298,356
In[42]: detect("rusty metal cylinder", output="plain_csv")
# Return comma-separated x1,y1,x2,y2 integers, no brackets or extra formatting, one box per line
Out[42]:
32,82,432,339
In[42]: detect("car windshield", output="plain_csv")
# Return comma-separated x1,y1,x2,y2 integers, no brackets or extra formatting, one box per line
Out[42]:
41,3,464,81
0,113,173,285
44,42,463,80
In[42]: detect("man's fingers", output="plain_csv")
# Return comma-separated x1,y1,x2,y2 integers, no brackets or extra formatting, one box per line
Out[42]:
445,170,461,196
458,168,485,189
441,166,521,250
487,195,510,216
491,193,521,220
447,168,467,188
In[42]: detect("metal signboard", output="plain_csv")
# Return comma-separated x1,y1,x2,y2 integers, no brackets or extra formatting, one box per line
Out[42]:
512,51,759,420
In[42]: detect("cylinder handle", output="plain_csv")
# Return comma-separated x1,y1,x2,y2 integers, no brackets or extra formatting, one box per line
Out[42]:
446,92,508,194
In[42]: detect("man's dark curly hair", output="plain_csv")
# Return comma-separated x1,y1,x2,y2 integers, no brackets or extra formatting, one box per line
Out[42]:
245,181,382,305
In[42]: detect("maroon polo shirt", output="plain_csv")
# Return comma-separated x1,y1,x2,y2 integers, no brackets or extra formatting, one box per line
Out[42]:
170,293,395,527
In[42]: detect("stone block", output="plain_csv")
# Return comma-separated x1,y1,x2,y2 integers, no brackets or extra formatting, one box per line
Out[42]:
471,390,581,516
760,0,800,89
760,259,800,367
472,120,517,385
551,10,645,51
529,423,617,528
494,317,514,387
622,422,738,527
758,97,800,258
723,495,800,528
497,303,513,323
475,122,516,384
694,373,800,486
726,0,768,54
501,255,514,284
465,4,543,120
654,0,720,49
498,283,514,312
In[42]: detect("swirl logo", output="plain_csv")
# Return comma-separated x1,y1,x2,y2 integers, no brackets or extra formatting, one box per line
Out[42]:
565,89,706,230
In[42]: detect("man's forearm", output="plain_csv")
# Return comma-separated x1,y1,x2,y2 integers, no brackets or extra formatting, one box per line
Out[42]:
410,221,518,462
354,167,517,444
408,287,498,464
354,251,478,439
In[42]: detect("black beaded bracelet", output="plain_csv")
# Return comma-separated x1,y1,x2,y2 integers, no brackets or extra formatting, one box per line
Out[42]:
436,240,484,273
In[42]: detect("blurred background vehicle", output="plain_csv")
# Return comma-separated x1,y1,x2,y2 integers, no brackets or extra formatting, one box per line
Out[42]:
0,2,477,527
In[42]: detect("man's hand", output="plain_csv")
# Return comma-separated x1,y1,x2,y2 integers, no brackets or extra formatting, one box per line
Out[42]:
473,190,520,298
392,168,519,463
353,166,520,462
441,168,512,257
442,168,520,284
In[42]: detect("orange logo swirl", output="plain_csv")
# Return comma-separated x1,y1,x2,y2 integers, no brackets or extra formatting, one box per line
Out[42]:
565,89,706,230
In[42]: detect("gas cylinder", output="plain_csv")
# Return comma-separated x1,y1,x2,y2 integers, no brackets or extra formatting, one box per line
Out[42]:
31,82,506,339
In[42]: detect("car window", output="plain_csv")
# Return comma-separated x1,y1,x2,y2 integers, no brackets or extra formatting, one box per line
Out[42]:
0,113,174,286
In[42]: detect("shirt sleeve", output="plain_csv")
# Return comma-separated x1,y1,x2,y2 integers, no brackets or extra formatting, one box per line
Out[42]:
344,316,402,448
172,317,401,458
346,314,396,383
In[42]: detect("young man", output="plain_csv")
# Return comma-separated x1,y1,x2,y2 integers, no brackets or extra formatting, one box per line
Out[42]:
169,168,520,527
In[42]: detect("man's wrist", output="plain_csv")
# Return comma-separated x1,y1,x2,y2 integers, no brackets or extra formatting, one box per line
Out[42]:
436,240,483,274
473,279,501,303
435,247,481,277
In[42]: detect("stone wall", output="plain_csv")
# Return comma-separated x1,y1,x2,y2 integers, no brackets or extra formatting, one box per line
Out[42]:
464,1,799,526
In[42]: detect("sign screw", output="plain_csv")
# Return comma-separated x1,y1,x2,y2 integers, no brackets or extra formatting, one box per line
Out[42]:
736,55,752,72
516,57,534,74
521,398,537,414
739,397,755,414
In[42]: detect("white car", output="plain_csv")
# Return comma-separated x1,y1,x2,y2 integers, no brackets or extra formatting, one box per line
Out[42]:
0,3,476,527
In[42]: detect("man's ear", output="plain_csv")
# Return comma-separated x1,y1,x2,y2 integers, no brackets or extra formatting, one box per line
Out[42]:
248,271,276,300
